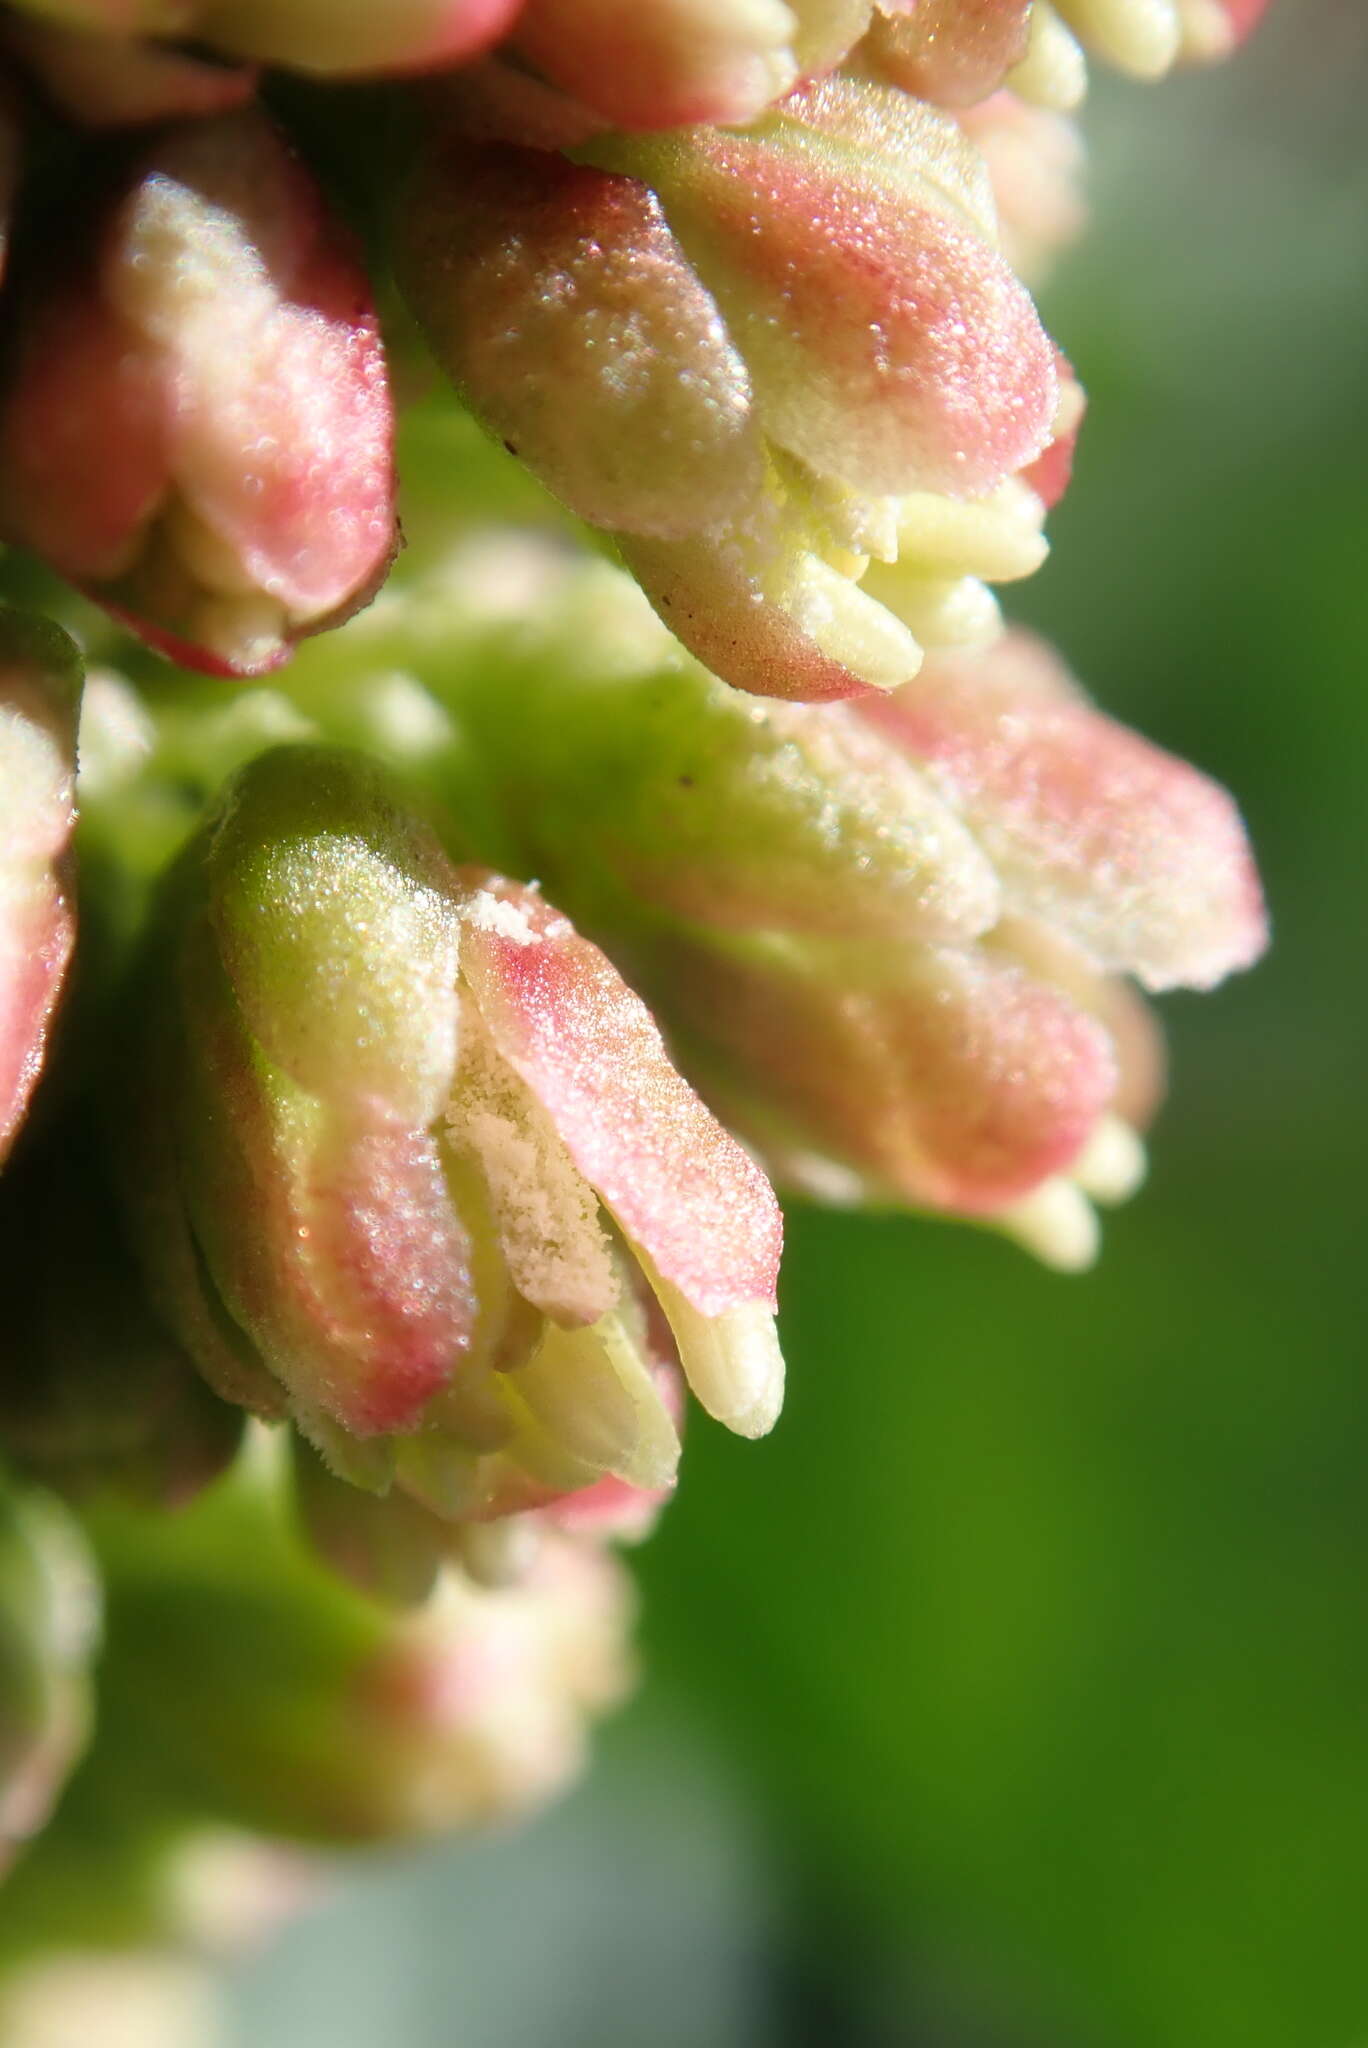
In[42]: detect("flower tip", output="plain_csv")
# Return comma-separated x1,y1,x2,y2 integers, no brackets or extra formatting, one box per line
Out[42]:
653,1285,786,1440
1070,1114,1148,1205
998,1176,1101,1271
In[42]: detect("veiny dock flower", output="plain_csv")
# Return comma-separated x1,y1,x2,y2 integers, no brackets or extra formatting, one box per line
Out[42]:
0,609,82,1167
368,550,1265,1265
0,111,396,677
115,744,782,1549
399,75,1067,703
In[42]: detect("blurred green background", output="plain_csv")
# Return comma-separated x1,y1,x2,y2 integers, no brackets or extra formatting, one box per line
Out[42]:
227,11,1368,2047
17,6,1368,2043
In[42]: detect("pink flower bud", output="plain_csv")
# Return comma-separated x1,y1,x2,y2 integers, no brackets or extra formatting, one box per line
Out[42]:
857,629,1268,991
117,746,783,1556
405,553,1265,1263
0,112,397,677
0,610,81,1166
401,77,1065,701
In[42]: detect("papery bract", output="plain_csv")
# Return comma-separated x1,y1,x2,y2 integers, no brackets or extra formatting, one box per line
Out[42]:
361,551,1265,1264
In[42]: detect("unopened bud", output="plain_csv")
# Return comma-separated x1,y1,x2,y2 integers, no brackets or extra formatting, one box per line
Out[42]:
370,553,1264,1258
0,112,396,677
400,76,1064,701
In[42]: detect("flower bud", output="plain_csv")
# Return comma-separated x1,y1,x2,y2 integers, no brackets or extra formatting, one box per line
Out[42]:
0,112,396,677
92,1452,633,1842
0,609,82,1166
858,630,1267,993
0,1477,100,1875
113,744,783,1554
5,0,520,77
369,551,1264,1261
399,77,1066,701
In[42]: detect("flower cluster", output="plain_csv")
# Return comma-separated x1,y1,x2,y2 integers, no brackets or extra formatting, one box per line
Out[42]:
0,0,1270,1960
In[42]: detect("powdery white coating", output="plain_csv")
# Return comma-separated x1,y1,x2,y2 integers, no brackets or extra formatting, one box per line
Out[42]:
446,1005,621,1327
457,877,783,1320
0,637,79,1165
0,110,395,676
400,146,764,540
860,630,1269,991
